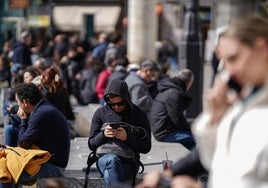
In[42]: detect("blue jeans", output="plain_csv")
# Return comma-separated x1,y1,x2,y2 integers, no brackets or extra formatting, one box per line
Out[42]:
167,56,178,75
99,98,105,106
0,162,63,188
162,130,196,150
4,125,18,147
97,154,137,187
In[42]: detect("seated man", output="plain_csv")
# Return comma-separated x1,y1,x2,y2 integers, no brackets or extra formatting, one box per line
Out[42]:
88,79,151,187
0,83,70,188
125,60,159,115
149,69,195,150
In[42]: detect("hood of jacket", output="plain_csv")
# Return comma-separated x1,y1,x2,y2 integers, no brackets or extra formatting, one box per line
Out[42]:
158,77,186,93
104,79,133,110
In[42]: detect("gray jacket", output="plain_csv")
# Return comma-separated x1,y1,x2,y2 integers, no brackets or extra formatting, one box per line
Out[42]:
125,73,153,114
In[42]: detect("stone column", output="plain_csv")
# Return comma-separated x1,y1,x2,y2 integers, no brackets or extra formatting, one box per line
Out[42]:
212,0,255,29
127,0,157,64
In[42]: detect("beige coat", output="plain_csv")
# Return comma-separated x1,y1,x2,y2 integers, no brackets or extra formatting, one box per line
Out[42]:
193,82,268,188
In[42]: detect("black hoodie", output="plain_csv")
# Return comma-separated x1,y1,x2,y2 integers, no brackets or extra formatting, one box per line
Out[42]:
150,78,192,141
88,79,151,155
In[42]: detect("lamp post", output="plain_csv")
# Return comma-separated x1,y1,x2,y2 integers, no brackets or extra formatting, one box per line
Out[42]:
48,0,54,39
179,0,203,118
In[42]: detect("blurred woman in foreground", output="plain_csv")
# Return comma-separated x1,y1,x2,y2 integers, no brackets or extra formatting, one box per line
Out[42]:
137,14,268,188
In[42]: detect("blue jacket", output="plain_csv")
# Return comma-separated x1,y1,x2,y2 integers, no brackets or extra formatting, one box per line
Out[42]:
18,99,70,168
13,41,32,66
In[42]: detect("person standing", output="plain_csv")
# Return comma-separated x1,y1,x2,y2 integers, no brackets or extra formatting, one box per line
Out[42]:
88,79,151,187
193,15,268,188
12,31,32,72
137,14,268,188
149,69,195,150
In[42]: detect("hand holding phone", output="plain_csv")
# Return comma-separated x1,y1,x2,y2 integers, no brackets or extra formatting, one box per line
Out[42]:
218,70,242,95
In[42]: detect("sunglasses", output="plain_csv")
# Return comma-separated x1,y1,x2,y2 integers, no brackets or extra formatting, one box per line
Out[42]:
107,101,125,107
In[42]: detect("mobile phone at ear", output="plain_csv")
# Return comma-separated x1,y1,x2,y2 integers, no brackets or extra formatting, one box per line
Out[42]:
218,70,242,94
227,77,242,94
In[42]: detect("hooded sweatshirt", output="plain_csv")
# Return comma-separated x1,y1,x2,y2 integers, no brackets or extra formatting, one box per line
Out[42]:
150,78,192,140
88,79,151,155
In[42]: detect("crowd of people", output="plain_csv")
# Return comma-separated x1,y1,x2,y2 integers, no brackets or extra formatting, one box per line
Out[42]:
0,27,191,187
1,13,267,188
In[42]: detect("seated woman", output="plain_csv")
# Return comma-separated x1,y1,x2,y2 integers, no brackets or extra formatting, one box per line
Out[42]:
40,65,77,137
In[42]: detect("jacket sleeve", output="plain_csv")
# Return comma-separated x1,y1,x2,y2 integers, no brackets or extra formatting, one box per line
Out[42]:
95,71,109,99
18,112,46,149
166,92,190,130
124,111,151,154
171,147,208,178
63,91,75,120
191,112,218,170
88,109,108,151
129,84,153,114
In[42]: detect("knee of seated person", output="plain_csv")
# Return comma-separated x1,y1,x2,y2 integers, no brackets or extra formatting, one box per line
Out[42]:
4,125,15,134
100,154,121,166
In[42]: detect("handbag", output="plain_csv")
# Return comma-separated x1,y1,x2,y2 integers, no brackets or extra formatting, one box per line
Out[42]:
96,122,148,162
96,139,136,162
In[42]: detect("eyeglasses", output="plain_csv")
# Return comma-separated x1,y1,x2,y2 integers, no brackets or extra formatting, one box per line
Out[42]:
107,101,125,107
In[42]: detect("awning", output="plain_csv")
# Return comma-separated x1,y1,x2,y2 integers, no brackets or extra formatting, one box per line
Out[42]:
53,6,121,32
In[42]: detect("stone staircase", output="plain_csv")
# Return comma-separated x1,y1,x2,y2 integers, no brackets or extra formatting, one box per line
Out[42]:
36,137,190,188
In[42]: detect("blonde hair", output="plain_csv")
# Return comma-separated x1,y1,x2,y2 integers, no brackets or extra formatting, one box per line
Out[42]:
223,14,268,47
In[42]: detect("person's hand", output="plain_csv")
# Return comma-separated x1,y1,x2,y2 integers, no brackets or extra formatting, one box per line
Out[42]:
135,171,162,188
171,175,202,188
205,74,238,124
17,107,28,119
115,127,127,141
104,125,118,138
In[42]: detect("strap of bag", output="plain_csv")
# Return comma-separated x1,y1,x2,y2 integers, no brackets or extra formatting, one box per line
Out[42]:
84,151,98,188
137,159,144,174
131,159,144,186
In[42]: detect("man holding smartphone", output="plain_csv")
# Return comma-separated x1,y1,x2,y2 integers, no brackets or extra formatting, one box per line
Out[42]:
88,79,151,187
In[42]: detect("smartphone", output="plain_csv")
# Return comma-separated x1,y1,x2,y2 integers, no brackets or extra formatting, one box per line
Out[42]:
217,60,242,94
109,123,120,129
102,122,121,130
227,77,242,94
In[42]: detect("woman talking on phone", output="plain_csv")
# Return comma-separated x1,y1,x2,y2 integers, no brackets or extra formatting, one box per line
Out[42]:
192,15,268,188
137,14,268,188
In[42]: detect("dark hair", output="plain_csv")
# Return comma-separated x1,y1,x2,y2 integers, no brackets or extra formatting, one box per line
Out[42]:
15,83,43,105
23,66,40,78
109,32,123,44
117,57,129,67
141,60,159,72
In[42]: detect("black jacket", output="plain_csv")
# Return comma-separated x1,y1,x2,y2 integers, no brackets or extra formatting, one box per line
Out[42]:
88,79,151,155
150,78,192,140
171,148,208,179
